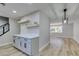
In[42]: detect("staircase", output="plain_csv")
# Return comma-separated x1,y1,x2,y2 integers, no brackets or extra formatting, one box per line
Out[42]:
0,23,10,36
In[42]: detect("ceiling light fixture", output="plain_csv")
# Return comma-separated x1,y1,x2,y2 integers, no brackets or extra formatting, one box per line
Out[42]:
62,8,68,24
64,20,67,24
12,10,16,13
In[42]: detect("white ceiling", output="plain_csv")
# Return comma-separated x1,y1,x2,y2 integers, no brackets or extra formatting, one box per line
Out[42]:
0,3,38,18
0,3,79,23
48,3,79,23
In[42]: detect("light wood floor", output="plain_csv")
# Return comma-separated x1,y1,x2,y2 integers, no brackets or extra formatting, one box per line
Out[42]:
0,38,79,56
40,38,79,56
0,44,26,56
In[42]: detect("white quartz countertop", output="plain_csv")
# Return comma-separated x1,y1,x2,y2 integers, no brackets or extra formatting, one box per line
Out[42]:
14,33,39,39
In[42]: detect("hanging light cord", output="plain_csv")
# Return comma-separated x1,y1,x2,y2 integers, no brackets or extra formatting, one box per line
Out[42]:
64,8,67,20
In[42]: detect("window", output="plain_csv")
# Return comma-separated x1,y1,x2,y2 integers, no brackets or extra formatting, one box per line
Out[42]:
0,23,10,36
50,23,62,33
0,16,9,36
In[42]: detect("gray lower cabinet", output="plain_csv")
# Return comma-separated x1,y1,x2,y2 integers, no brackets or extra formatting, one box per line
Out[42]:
13,36,39,56
13,36,21,49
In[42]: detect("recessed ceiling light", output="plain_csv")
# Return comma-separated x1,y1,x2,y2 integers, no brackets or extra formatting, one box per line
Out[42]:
12,10,16,13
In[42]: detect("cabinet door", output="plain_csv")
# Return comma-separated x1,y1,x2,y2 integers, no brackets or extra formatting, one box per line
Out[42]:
22,39,32,55
19,37,22,50
13,36,18,47
25,39,32,55
22,38,27,52
13,36,15,46
13,36,21,49
20,38,26,53
27,39,32,50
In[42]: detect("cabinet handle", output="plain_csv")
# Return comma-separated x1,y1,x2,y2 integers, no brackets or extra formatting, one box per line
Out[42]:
24,38,27,41
20,42,21,46
24,43,27,48
13,40,15,43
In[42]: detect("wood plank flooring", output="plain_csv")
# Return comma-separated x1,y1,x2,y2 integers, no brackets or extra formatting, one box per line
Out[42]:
40,38,79,56
0,38,79,56
0,44,26,56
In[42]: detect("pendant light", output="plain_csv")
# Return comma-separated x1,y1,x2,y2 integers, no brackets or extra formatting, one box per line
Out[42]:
62,8,68,24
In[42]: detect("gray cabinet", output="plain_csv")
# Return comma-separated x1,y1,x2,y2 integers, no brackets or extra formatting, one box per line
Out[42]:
13,36,21,49
13,36,39,56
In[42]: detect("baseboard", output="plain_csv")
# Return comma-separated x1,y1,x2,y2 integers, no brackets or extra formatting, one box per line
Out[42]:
39,42,50,52
73,39,79,44
0,42,13,47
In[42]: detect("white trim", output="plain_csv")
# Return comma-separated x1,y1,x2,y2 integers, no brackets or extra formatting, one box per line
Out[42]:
74,39,79,44
0,42,13,47
39,42,50,52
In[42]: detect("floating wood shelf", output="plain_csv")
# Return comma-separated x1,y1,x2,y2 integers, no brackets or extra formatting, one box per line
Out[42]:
27,24,39,28
17,20,30,24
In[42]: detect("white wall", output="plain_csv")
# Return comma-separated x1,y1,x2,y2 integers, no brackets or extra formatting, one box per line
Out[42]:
73,20,79,43
20,12,40,34
39,12,50,49
63,23,73,38
0,18,20,46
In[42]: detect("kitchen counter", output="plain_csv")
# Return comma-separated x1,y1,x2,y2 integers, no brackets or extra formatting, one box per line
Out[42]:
14,33,39,39
13,33,39,55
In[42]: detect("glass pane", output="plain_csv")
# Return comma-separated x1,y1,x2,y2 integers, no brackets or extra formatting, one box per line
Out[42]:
4,24,9,33
50,25,62,33
0,26,3,35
